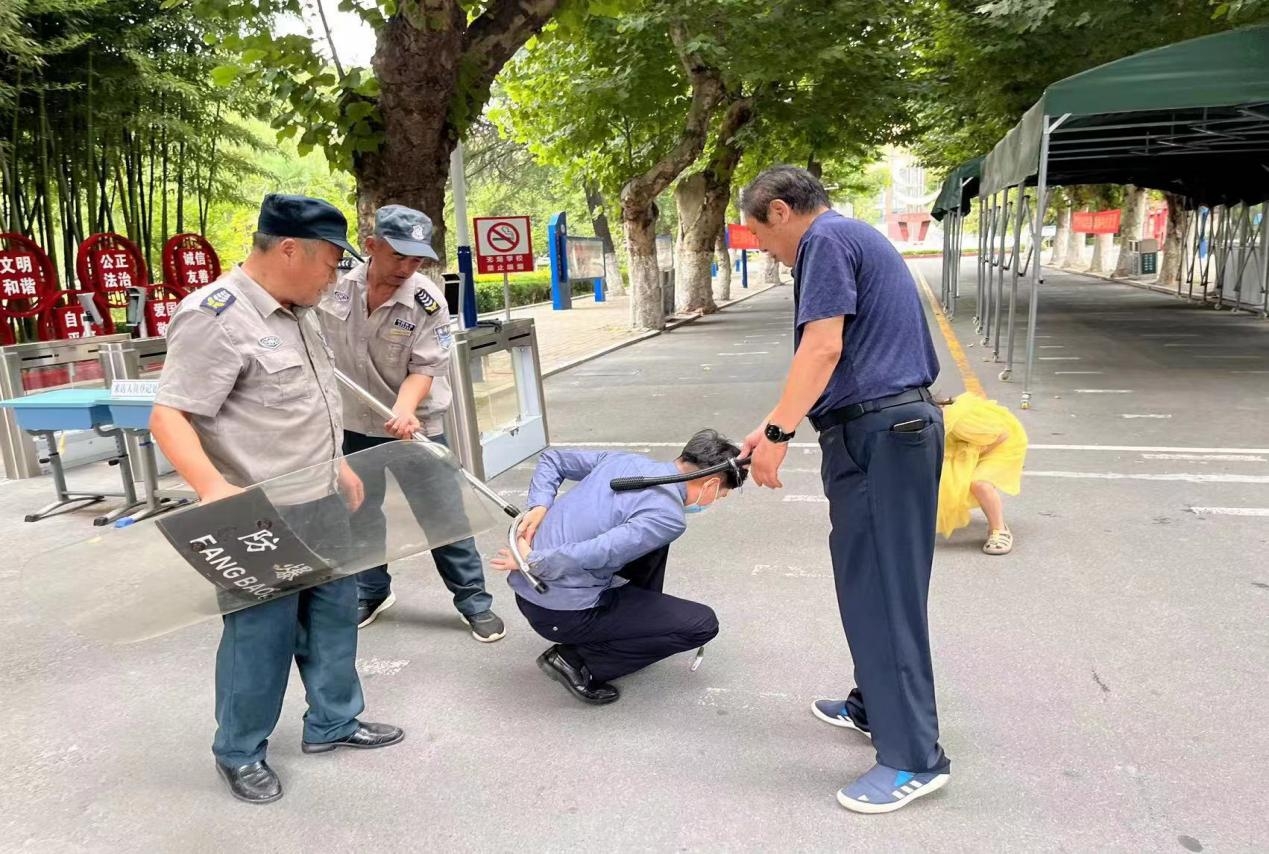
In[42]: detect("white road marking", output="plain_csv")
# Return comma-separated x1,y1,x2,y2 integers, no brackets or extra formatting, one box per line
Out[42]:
751,564,827,578
1040,356,1081,361
1142,453,1267,462
1075,389,1133,394
356,658,411,677
1027,470,1269,484
1121,414,1172,419
1055,371,1103,375
1039,345,1065,349
555,441,1269,454
1190,507,1269,517
721,351,770,356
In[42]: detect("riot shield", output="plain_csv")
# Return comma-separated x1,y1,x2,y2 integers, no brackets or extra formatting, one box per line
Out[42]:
21,440,505,643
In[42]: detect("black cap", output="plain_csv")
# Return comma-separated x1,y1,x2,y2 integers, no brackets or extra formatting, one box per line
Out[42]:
257,193,362,261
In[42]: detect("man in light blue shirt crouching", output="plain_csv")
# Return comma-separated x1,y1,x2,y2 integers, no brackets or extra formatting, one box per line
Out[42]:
490,429,744,705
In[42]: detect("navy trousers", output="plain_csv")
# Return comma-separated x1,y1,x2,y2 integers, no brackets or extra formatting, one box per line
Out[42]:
516,546,719,683
818,399,950,775
212,494,363,765
343,430,493,616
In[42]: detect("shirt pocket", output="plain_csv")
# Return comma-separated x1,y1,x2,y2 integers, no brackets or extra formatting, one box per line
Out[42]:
246,348,311,405
380,330,412,364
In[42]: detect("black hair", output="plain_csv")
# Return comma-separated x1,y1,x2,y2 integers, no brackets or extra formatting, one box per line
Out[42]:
678,428,747,489
739,165,831,224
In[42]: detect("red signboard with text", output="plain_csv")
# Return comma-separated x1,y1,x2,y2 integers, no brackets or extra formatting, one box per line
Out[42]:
727,223,761,250
473,216,534,274
1072,209,1123,235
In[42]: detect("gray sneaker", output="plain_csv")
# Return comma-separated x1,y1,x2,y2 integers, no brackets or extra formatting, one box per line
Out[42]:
461,609,506,643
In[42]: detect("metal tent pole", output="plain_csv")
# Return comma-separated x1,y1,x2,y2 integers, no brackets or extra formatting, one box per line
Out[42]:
1260,202,1269,319
1022,115,1058,411
975,199,986,327
1003,192,1031,379
993,189,1012,360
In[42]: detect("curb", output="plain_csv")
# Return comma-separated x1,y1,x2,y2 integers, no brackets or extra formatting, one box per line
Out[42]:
541,283,783,379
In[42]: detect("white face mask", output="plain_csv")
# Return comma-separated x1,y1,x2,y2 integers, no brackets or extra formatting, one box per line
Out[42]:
685,479,720,515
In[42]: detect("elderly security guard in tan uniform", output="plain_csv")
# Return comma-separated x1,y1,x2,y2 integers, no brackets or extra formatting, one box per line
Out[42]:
150,194,405,805
319,204,505,641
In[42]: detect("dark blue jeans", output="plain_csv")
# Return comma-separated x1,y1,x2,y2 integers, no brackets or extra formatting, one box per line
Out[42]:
343,430,493,616
213,494,363,765
818,399,950,775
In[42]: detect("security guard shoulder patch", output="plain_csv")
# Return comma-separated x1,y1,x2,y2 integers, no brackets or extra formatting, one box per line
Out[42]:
414,288,440,315
200,288,237,315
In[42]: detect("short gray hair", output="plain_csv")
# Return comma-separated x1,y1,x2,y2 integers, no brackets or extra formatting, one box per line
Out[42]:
740,166,831,224
252,232,324,254
678,428,747,489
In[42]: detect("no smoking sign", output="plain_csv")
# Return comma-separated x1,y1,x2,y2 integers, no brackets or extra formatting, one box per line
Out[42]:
474,215,534,275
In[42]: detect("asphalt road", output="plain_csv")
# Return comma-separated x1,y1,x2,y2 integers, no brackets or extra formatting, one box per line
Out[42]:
1,261,1266,852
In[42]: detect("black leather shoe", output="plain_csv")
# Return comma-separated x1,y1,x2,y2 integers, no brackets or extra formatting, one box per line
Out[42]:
216,760,282,804
537,645,619,705
302,722,405,754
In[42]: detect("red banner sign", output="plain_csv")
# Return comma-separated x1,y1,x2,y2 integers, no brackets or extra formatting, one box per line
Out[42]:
1072,209,1122,234
727,223,760,250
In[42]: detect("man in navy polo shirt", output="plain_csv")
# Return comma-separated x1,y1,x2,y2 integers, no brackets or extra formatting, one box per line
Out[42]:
739,166,950,814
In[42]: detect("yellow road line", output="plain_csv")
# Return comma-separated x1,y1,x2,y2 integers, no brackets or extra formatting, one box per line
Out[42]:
911,263,985,397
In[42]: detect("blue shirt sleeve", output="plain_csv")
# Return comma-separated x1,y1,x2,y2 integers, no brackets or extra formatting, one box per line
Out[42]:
527,498,685,580
796,233,859,330
527,449,608,510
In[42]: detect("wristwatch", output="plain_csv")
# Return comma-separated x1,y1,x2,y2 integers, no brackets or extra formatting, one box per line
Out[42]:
764,423,796,443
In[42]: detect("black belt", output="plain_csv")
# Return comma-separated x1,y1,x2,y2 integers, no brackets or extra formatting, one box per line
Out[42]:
810,387,933,432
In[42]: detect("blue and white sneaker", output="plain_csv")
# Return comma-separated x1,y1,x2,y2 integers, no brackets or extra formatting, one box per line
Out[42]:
836,763,950,814
811,699,872,739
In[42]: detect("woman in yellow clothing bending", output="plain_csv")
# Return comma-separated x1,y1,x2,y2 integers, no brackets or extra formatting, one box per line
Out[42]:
936,392,1028,555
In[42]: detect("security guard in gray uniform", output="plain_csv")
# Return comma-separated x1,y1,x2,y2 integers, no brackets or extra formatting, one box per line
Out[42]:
151,194,404,805
318,204,505,641
740,167,949,815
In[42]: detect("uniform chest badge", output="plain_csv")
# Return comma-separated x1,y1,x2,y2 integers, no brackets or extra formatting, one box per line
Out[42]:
334,291,350,303
393,318,417,332
259,336,281,349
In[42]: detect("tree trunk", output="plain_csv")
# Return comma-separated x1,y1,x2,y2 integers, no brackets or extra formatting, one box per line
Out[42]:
673,94,753,315
356,0,561,264
1159,192,1187,286
620,23,726,330
584,180,623,296
1090,232,1116,274
763,253,781,284
713,230,731,302
1065,206,1088,269
1112,185,1149,277
1050,204,1070,266
674,173,713,314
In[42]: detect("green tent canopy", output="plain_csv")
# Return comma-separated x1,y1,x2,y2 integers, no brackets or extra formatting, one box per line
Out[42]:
930,155,984,221
979,24,1269,204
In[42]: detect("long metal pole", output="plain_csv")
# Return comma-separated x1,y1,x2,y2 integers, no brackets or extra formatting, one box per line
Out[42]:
1021,117,1052,411
975,198,986,327
993,189,1011,359
333,368,549,593
1004,192,1028,378
1260,202,1269,319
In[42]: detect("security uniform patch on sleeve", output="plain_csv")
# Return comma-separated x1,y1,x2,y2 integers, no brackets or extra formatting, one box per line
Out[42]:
415,288,440,315
393,318,417,332
435,324,453,351
200,288,237,315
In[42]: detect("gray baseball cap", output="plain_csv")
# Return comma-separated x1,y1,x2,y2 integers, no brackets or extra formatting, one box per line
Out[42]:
375,204,440,260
